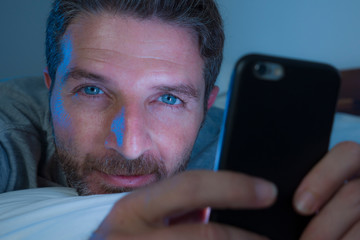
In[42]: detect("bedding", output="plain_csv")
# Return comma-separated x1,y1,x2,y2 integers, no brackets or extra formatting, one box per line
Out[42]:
328,68,360,147
0,187,127,240
330,112,360,148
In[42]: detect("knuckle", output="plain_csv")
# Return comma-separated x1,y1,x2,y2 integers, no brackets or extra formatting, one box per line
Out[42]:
340,179,360,206
112,193,137,216
336,141,360,158
334,141,360,171
114,195,129,209
112,199,124,214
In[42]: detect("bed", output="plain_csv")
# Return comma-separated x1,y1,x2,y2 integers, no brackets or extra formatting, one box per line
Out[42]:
0,68,359,240
330,68,360,148
337,68,360,116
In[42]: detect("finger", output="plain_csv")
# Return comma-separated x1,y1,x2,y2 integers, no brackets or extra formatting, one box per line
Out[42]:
300,179,360,240
341,220,360,240
106,170,277,233
101,222,270,240
294,141,360,215
126,170,277,222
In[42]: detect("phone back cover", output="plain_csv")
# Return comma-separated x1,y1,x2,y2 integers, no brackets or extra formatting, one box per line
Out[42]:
211,54,340,239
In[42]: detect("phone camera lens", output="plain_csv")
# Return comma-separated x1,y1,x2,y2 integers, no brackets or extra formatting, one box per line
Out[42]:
254,63,267,75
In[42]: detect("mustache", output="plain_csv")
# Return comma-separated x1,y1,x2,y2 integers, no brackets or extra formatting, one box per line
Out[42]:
55,146,190,195
84,151,166,177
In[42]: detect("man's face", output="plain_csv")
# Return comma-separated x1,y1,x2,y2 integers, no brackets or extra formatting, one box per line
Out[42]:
45,14,216,195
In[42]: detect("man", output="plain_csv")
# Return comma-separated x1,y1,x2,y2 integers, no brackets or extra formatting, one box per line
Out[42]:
1,0,360,239
0,0,223,194
43,0,222,196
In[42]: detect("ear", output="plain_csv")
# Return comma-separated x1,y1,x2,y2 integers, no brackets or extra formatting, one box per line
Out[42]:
43,68,52,90
207,85,219,110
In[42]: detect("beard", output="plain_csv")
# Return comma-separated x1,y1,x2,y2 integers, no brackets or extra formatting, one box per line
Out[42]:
53,146,191,196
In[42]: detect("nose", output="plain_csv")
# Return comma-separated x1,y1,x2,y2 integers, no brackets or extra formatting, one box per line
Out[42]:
105,106,151,160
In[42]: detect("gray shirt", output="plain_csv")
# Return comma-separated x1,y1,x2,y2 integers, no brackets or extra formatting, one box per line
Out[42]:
0,76,223,193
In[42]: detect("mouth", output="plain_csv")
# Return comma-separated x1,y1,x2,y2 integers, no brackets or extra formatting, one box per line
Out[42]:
96,171,158,189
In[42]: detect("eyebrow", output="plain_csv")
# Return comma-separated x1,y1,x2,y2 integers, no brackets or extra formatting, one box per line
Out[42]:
63,68,201,100
152,84,201,100
63,68,109,84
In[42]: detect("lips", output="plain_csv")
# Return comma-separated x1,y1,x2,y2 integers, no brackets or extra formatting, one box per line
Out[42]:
97,171,158,189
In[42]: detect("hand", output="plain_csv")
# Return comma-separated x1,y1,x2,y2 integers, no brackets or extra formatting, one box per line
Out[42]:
294,141,360,240
91,170,277,240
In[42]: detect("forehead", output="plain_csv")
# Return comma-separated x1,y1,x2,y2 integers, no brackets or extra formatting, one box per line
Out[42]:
59,13,204,83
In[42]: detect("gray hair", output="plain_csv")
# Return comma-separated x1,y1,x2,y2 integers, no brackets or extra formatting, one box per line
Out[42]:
46,0,224,109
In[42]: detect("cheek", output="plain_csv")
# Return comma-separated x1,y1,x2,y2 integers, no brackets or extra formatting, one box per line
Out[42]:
51,92,75,151
70,111,110,155
51,92,71,130
51,94,109,155
149,109,203,169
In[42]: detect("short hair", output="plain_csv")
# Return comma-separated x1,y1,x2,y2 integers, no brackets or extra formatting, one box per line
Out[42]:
46,0,224,109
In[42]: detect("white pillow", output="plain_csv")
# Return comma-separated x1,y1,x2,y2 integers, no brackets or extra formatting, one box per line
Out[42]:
330,112,360,149
0,187,127,240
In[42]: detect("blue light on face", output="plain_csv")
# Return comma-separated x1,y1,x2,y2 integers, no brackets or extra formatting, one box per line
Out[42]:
58,34,73,76
111,107,125,147
52,35,73,129
52,92,71,128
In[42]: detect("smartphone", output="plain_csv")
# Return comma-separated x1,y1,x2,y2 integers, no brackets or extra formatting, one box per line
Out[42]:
210,54,340,239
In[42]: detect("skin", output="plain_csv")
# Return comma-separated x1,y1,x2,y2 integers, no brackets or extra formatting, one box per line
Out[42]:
92,171,278,240
43,11,360,240
90,142,360,240
44,14,219,195
294,141,360,240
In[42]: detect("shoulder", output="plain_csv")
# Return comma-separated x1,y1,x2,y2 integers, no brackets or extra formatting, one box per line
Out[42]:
0,76,50,132
0,77,57,192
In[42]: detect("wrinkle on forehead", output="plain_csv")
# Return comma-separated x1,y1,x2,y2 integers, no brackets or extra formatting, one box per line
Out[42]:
77,47,188,72
65,13,202,68
56,13,205,97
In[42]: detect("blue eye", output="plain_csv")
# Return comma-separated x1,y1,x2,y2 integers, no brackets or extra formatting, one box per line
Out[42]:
83,86,104,95
159,94,181,105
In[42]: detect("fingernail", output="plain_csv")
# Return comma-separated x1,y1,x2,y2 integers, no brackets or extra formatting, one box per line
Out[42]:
256,180,278,204
296,191,316,214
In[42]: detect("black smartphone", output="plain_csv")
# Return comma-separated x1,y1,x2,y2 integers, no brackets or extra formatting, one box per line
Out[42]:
210,54,340,239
